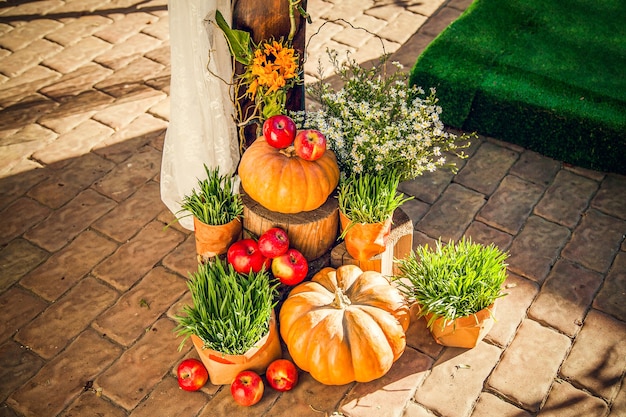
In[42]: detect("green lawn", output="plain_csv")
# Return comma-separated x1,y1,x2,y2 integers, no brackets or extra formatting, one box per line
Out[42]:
410,0,626,174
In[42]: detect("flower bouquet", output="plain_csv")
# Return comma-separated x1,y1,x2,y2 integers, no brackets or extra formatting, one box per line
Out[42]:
303,50,472,182
215,1,307,146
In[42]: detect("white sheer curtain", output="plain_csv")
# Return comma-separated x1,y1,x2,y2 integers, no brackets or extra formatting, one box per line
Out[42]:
161,0,240,230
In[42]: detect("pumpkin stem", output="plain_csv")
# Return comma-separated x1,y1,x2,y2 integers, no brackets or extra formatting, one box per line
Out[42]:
279,145,297,158
331,287,351,309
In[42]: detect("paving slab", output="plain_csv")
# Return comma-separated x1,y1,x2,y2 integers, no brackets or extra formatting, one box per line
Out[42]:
0,238,48,292
560,309,626,401
91,180,163,242
509,149,561,186
93,266,187,346
14,276,118,359
414,342,503,417
38,63,113,100
0,340,45,404
0,197,51,246
610,383,626,416
538,380,609,417
533,169,599,228
528,259,604,336
6,329,122,417
339,347,433,417
23,188,116,252
416,183,486,241
31,118,114,165
506,215,571,284
477,174,545,235
471,392,532,417
19,230,118,301
561,209,626,273
485,273,539,348
0,287,48,343
59,393,128,417
26,151,115,208
464,220,513,252
95,317,185,411
92,220,185,291
591,174,626,220
488,319,571,412
593,251,626,322
455,141,520,196
129,376,209,417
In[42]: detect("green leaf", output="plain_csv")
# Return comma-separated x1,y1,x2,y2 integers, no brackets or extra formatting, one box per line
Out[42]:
215,10,253,66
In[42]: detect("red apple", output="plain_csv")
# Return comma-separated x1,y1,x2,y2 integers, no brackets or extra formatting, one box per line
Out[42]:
258,227,290,258
263,115,297,149
227,239,271,274
266,359,299,392
177,358,209,392
271,248,308,286
293,129,327,161
231,370,264,406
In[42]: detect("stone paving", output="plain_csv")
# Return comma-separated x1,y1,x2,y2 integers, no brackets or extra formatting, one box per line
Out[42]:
1,0,625,416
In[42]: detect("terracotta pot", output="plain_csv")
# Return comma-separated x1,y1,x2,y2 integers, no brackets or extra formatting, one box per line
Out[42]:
423,302,497,349
339,212,392,262
193,216,242,263
191,311,282,385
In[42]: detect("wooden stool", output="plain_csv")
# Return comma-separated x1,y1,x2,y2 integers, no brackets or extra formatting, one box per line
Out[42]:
331,208,413,276
241,191,339,261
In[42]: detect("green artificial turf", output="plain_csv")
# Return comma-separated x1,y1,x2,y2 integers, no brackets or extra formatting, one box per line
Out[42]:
409,0,626,174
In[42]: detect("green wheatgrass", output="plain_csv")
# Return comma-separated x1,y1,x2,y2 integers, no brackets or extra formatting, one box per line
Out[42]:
337,171,413,234
178,164,243,226
174,258,278,355
395,237,508,328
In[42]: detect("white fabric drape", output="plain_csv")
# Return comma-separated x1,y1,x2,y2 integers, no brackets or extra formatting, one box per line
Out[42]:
161,0,239,230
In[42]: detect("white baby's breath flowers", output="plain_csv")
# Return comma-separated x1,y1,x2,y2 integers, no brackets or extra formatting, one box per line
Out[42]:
299,52,472,182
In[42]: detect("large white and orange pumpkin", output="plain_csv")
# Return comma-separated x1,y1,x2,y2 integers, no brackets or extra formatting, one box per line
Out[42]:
279,265,410,385
238,136,340,214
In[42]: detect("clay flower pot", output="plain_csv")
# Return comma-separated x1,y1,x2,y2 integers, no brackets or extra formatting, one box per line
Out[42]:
193,216,242,263
191,311,282,385
339,212,392,262
422,302,497,349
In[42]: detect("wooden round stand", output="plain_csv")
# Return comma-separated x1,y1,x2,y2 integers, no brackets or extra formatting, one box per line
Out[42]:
241,190,339,261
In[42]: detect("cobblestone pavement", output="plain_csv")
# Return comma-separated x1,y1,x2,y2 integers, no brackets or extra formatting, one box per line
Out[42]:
1,1,625,416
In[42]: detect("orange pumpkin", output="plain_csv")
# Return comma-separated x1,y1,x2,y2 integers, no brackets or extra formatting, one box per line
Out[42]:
279,265,410,385
238,136,340,214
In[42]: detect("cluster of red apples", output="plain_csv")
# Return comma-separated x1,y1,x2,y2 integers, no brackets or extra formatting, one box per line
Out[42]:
176,358,299,407
177,226,304,404
263,114,327,160
230,359,299,406
226,227,308,286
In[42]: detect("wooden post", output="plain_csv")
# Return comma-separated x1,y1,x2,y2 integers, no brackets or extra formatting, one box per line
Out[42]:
232,0,308,147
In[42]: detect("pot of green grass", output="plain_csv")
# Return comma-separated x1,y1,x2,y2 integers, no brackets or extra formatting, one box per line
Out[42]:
174,258,281,385
338,171,413,262
178,165,243,263
395,237,508,348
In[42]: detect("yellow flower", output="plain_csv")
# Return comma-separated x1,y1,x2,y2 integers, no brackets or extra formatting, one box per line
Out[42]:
245,39,299,100
246,78,258,96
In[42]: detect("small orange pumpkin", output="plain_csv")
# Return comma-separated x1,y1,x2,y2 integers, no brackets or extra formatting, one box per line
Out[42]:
238,136,340,214
279,265,410,385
